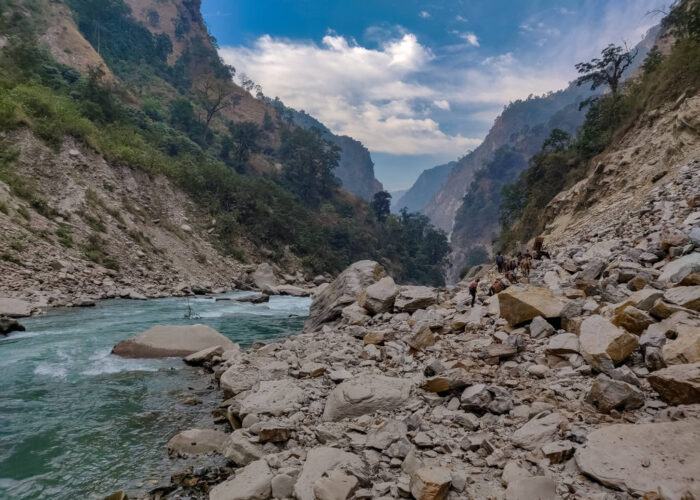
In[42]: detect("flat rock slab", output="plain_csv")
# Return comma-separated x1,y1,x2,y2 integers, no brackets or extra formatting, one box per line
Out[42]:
323,374,413,421
505,477,556,500
0,297,33,318
648,361,700,405
238,379,306,417
575,420,700,499
210,459,272,500
294,447,363,500
166,428,227,455
498,287,566,326
112,324,235,358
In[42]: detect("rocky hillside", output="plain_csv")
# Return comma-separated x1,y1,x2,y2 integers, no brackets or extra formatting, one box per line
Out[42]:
393,161,455,214
114,197,700,498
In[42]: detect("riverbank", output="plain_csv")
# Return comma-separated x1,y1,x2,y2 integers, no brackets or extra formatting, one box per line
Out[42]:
0,294,310,499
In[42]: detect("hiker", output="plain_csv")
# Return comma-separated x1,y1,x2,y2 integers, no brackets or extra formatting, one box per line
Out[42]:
489,277,510,296
520,251,532,276
496,251,505,273
506,269,517,283
469,278,480,307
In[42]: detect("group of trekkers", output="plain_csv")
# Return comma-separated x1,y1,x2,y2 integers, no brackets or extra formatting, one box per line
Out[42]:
468,238,548,307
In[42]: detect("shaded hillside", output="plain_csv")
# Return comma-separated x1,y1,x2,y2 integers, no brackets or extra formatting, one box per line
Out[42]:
275,105,383,201
393,161,455,214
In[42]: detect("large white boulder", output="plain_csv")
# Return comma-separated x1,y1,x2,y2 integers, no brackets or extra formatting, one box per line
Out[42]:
252,262,278,294
112,324,235,358
578,315,638,372
305,261,386,330
238,379,306,417
209,459,273,500
166,428,227,456
658,252,700,285
358,276,398,314
293,447,363,500
575,420,700,499
0,297,32,318
498,287,566,326
322,374,413,421
394,286,437,313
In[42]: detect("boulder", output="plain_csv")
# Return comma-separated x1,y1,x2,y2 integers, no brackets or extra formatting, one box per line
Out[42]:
410,467,452,500
358,276,398,314
258,421,293,443
584,374,644,413
0,297,32,318
512,412,566,450
294,447,363,500
662,324,700,365
238,380,306,417
323,374,412,421
612,305,655,335
648,362,700,405
546,333,579,355
112,324,236,358
504,477,556,500
541,441,575,464
366,419,407,450
625,288,664,311
0,316,25,335
341,303,370,326
166,428,227,456
210,459,273,500
423,368,469,393
575,420,700,499
220,368,260,398
579,315,638,372
528,316,554,339
235,293,270,304
394,286,437,313
273,284,310,297
407,325,436,351
305,261,386,330
313,469,358,500
664,286,700,311
222,429,264,466
183,345,226,366
252,262,278,294
498,288,566,326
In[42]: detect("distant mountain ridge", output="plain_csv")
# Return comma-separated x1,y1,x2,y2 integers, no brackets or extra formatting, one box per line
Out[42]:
392,161,455,214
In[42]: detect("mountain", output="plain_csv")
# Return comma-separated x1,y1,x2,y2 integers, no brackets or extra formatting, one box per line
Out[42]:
389,189,408,212
393,161,455,214
274,105,383,201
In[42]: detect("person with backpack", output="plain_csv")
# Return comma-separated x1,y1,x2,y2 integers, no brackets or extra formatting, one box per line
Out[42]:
496,252,505,273
469,278,480,307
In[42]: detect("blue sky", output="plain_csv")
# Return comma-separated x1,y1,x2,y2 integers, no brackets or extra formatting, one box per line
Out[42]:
202,0,668,191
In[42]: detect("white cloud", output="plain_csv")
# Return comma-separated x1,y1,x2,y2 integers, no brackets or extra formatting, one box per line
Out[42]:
433,99,451,110
459,32,480,47
419,11,431,19
455,15,468,23
219,34,480,155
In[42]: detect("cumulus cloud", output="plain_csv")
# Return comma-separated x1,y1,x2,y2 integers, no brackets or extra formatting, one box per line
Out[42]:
419,11,431,19
433,100,451,110
220,33,481,155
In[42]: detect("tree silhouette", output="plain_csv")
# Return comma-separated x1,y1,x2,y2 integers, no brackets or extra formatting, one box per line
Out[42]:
575,44,637,98
371,191,392,222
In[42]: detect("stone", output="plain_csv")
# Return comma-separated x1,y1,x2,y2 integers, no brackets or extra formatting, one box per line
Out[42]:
504,477,556,500
112,324,236,358
512,412,566,450
271,474,295,498
663,324,700,365
341,303,370,326
313,469,358,500
541,440,575,464
323,374,413,421
258,421,293,443
306,261,386,330
299,362,326,378
252,262,278,294
0,297,32,318
210,459,273,500
664,286,700,311
546,333,579,355
612,305,655,335
222,430,264,466
584,374,644,413
183,345,226,365
273,284,310,297
294,447,363,500
394,286,437,313
626,288,664,311
0,316,25,335
366,419,407,450
485,343,518,360
103,492,128,500
423,368,469,393
166,428,227,456
407,325,436,351
363,331,385,345
235,293,270,303
460,384,492,411
579,315,639,372
220,368,260,398
575,420,700,499
358,276,399,314
409,467,451,500
238,380,306,417
648,362,700,405
501,461,530,485
528,316,554,338
498,287,566,326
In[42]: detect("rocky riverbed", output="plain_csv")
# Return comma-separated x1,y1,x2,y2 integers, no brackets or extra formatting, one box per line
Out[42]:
124,197,700,500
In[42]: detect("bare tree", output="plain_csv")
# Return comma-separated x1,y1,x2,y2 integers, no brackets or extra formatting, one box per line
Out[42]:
194,75,241,140
575,44,638,98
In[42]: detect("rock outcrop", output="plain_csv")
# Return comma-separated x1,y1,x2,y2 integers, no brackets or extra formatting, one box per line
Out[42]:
111,324,236,358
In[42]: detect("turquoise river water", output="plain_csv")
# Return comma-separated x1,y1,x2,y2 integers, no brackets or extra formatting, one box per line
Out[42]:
0,293,310,499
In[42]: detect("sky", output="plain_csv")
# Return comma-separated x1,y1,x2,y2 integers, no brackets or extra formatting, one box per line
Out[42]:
202,0,669,191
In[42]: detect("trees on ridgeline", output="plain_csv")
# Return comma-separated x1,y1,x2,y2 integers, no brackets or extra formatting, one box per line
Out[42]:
371,191,392,222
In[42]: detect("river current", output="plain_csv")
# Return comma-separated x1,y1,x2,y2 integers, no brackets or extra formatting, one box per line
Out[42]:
0,293,310,499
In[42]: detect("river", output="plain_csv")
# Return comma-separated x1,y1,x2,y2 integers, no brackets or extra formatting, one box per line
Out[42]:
0,293,310,499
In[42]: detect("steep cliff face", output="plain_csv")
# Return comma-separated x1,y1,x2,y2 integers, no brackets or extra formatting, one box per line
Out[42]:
282,107,383,201
423,87,592,233
393,161,455,214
